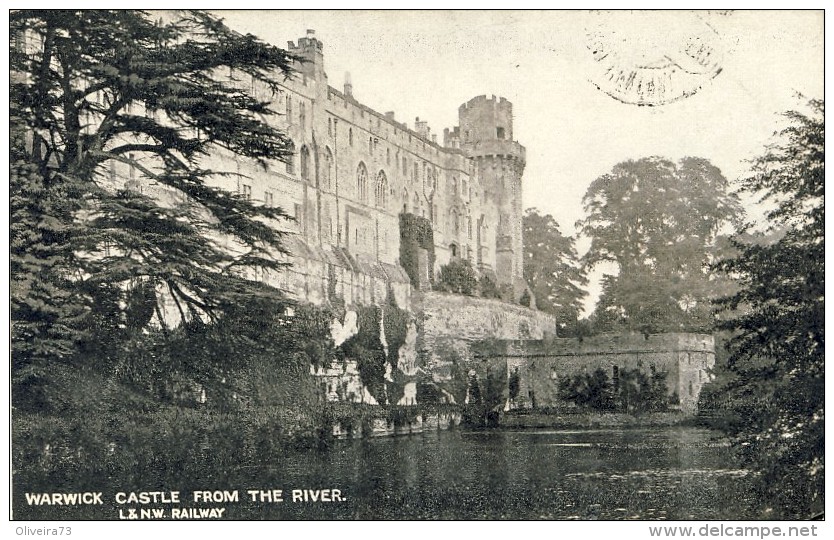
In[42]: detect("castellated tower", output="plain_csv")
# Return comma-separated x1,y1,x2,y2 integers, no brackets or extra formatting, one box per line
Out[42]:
458,95,526,300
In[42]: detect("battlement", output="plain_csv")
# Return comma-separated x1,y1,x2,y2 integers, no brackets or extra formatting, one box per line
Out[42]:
287,29,323,53
460,94,511,111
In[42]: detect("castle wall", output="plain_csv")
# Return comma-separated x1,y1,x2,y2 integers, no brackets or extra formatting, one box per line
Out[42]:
502,333,715,413
209,36,529,306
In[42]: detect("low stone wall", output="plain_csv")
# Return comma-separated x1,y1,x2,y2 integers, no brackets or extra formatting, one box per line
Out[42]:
416,290,556,355
504,333,715,414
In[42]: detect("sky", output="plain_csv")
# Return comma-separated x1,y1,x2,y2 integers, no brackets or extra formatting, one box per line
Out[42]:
216,10,824,312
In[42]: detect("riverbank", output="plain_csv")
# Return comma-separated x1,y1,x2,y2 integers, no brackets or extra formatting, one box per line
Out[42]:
499,410,692,429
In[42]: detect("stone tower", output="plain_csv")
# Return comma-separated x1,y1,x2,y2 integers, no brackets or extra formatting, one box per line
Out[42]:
458,95,526,300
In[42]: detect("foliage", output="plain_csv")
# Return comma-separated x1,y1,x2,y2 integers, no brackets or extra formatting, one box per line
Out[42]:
713,98,824,519
467,374,482,404
478,273,502,299
522,208,587,330
382,290,410,371
558,368,614,410
508,368,521,401
435,258,478,296
558,367,669,413
338,306,387,403
580,157,742,333
10,10,298,407
399,212,435,288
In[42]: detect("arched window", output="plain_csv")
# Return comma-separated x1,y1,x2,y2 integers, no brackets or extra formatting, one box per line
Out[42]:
286,141,295,174
452,176,458,194
323,147,333,189
413,192,420,216
402,188,409,213
450,208,459,236
375,171,388,208
300,145,311,182
356,162,368,202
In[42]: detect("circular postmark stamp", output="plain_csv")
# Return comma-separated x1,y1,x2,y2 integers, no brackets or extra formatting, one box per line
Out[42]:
586,11,728,106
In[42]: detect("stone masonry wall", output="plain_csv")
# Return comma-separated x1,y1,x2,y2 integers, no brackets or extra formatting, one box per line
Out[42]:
505,333,715,413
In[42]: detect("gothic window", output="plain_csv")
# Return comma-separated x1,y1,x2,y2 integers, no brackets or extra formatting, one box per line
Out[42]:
369,137,373,153
413,192,420,214
349,128,353,146
328,117,332,136
323,147,333,189
286,142,295,174
462,178,468,198
451,208,459,236
402,156,407,174
300,145,311,182
386,148,391,165
452,176,458,194
412,162,418,184
375,171,388,208
402,188,409,213
299,102,306,127
356,162,368,202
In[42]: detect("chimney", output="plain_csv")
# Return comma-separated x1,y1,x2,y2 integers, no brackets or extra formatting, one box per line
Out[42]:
306,29,315,39
344,72,353,98
385,111,395,121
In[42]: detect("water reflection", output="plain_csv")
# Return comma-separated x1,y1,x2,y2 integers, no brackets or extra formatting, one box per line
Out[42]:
231,426,754,520
15,426,756,520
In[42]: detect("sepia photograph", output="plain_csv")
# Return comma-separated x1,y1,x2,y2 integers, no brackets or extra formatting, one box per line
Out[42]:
8,8,825,526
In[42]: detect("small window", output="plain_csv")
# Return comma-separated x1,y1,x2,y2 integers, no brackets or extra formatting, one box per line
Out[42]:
496,127,505,139
242,184,252,200
286,143,295,174
264,191,273,207
349,128,353,146
300,145,311,182
328,118,332,136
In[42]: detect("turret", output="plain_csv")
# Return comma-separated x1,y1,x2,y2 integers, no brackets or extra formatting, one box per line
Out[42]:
287,29,325,85
455,95,526,301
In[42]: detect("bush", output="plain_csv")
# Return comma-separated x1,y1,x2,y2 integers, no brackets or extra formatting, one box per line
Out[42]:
436,259,478,295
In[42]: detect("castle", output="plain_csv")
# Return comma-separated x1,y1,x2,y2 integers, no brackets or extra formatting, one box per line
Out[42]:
216,30,529,309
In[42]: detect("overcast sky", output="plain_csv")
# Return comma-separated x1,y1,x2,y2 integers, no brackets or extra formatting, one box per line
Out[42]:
217,10,824,312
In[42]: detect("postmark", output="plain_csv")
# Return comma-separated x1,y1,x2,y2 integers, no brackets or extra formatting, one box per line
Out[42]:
586,11,727,106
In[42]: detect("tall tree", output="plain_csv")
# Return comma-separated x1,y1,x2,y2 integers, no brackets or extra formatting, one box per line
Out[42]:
10,10,297,406
580,156,742,333
714,99,824,518
522,208,587,333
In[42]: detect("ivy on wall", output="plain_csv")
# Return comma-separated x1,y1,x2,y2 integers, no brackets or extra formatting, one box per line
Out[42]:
399,212,435,288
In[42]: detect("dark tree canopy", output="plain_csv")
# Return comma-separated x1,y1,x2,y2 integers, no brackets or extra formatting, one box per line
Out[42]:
522,208,587,332
10,10,298,398
714,99,824,518
580,156,742,333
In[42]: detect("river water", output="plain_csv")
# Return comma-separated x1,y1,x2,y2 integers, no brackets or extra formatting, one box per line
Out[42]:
227,426,756,520
16,426,759,520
